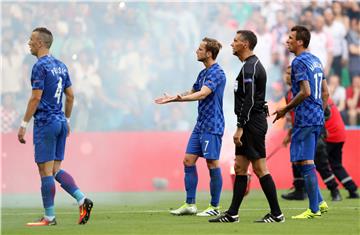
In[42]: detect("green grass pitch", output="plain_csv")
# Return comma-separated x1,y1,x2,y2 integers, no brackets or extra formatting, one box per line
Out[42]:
2,190,360,235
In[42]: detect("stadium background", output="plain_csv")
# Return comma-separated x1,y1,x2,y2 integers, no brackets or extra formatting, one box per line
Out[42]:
1,1,360,193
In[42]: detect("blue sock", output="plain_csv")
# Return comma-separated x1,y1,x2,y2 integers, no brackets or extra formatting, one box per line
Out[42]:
41,176,55,217
300,164,320,213
55,169,85,203
184,165,198,204
209,168,222,207
317,186,324,204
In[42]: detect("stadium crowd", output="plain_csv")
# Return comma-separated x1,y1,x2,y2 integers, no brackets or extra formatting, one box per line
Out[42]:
1,1,359,132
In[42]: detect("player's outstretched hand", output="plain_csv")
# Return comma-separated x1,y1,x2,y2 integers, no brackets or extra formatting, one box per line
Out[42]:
17,127,26,144
272,107,287,123
155,93,179,104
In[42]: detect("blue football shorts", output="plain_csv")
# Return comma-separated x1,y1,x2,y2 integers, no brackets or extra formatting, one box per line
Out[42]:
290,125,322,162
33,120,67,163
186,131,222,160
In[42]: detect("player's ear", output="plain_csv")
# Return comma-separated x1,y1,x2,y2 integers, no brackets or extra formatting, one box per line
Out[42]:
297,40,303,47
206,51,212,58
243,41,248,49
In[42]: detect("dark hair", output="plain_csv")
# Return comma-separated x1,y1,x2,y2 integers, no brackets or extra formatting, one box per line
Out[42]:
33,27,53,49
202,37,222,60
236,30,257,50
290,25,311,48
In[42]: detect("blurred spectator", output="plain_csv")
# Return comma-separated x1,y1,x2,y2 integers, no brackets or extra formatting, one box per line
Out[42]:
72,50,116,131
328,74,347,121
1,37,25,94
271,10,288,63
346,18,360,82
62,17,95,61
346,75,360,126
267,51,283,101
342,0,360,22
254,14,273,71
324,7,348,78
1,1,359,131
332,1,350,30
309,14,334,77
304,0,324,17
51,21,69,58
299,9,314,31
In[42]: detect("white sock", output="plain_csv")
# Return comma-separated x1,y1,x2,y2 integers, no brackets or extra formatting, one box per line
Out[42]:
78,197,86,206
44,215,55,221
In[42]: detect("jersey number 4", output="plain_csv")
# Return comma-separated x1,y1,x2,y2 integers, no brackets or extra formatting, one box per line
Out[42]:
54,77,63,104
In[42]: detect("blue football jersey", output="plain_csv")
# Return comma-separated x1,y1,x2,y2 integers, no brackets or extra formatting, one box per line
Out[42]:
192,63,226,136
31,55,72,126
291,52,324,127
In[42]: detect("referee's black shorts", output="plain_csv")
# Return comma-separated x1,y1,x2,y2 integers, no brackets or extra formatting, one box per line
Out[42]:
235,112,267,159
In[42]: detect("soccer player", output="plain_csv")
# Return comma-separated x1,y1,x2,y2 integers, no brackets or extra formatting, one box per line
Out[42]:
281,66,346,201
210,30,284,223
282,96,360,200
273,25,330,219
17,27,93,226
155,37,226,217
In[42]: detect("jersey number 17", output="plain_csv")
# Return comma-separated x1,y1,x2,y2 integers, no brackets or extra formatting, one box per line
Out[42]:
313,73,323,100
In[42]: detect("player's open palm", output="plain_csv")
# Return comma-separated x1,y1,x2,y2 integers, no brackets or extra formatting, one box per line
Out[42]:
155,93,177,104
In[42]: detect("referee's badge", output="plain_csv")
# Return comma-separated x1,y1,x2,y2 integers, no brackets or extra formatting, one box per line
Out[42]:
234,80,238,92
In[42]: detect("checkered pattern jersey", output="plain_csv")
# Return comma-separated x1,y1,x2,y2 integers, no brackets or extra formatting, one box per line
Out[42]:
192,63,226,136
31,55,72,126
291,52,324,127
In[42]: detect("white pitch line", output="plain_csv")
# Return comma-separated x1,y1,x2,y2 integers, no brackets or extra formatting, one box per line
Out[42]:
2,207,360,216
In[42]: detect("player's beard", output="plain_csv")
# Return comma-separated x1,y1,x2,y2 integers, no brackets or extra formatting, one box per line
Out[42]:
29,47,37,56
287,45,295,54
197,56,206,62
30,49,37,56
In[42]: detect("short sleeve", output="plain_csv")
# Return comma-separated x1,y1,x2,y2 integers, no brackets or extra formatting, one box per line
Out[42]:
31,63,45,90
292,59,309,83
203,68,223,92
64,66,72,89
193,71,202,91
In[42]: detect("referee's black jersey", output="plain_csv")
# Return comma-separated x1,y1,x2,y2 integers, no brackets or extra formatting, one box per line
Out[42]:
234,54,267,128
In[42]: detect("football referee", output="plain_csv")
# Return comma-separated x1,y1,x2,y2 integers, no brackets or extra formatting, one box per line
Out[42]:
210,30,284,223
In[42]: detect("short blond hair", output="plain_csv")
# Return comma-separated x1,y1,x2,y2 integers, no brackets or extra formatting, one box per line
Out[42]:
202,37,222,60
